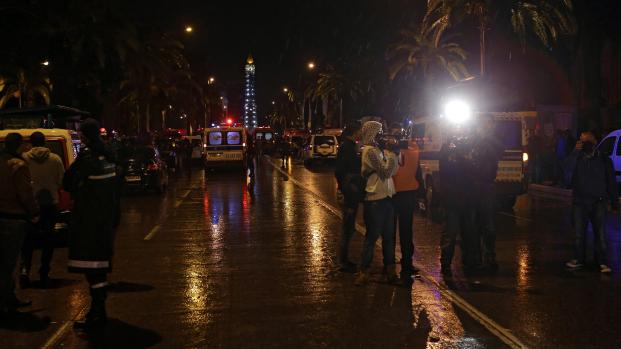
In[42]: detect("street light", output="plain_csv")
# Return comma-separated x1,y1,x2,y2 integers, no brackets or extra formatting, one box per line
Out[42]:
283,87,288,93
185,26,193,33
307,62,315,70
208,76,215,84
42,60,49,66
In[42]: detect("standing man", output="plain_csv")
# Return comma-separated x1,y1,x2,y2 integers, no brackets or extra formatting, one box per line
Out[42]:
63,119,121,330
355,121,400,286
334,120,362,272
0,133,38,317
439,131,477,276
391,133,424,284
566,131,618,273
471,114,504,270
21,131,65,287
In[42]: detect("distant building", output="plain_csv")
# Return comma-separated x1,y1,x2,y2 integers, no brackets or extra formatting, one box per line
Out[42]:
244,54,258,128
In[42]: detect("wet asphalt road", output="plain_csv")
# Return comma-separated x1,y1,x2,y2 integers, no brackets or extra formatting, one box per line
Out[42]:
1,155,620,348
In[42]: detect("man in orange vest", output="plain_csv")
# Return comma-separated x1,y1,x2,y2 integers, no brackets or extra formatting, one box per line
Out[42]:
391,128,424,286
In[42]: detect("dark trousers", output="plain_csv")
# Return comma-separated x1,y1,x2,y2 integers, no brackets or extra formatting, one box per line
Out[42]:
21,205,57,277
338,201,358,265
360,199,395,270
573,201,608,265
441,206,477,267
475,184,495,260
0,218,27,310
393,191,416,275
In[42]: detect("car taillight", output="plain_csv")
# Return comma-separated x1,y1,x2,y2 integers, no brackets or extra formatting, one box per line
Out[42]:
147,163,159,171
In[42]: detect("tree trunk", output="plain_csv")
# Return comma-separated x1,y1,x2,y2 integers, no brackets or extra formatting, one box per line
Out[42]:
145,102,151,132
479,20,486,77
339,98,343,128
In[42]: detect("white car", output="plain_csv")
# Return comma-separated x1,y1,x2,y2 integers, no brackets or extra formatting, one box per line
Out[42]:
303,134,338,166
596,129,621,183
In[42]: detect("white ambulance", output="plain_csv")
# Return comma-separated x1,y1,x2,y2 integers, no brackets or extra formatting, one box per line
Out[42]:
203,126,247,171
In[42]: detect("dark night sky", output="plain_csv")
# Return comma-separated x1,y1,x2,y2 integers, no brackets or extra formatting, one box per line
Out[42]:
119,0,423,121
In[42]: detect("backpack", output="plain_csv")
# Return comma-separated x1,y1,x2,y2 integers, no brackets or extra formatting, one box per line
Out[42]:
341,171,375,204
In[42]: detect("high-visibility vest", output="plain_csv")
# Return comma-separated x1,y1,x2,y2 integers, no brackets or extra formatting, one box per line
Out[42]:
393,141,420,192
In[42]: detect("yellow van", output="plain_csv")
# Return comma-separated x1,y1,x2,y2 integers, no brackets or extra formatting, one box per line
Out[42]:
0,128,81,211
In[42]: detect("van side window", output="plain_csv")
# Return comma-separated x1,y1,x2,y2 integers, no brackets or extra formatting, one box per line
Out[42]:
616,137,621,156
599,137,616,157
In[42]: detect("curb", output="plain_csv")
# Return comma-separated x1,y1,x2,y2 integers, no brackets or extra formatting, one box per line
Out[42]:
528,184,572,199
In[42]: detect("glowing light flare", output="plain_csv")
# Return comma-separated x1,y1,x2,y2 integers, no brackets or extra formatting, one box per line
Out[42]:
185,26,193,33
307,62,315,70
444,100,472,124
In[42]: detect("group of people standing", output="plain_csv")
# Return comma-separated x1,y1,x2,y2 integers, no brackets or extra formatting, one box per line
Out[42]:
335,120,425,287
335,116,505,286
0,118,120,331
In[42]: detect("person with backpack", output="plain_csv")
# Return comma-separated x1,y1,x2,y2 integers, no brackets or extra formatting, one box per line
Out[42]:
566,131,618,274
20,131,65,288
355,121,399,286
334,120,362,272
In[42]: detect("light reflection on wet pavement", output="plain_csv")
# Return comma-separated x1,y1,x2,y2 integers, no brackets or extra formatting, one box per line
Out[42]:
2,156,620,348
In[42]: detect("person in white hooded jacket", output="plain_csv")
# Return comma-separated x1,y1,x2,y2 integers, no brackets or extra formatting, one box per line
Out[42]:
20,131,65,287
355,121,400,286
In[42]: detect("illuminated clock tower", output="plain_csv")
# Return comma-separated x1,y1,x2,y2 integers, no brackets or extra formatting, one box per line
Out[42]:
243,54,257,128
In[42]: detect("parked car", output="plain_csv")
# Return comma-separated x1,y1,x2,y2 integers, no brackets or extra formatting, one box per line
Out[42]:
120,146,168,193
597,129,621,184
303,134,339,166
156,139,178,170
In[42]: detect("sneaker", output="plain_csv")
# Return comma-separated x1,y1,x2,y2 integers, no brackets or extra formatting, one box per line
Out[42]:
565,259,583,269
338,261,357,273
600,264,612,274
354,271,369,286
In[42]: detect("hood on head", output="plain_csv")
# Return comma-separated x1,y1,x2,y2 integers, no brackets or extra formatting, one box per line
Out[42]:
26,147,51,163
361,121,382,145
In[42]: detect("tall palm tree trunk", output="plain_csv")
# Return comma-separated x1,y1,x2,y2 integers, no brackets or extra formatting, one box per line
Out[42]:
480,23,486,76
339,98,343,128
145,102,151,132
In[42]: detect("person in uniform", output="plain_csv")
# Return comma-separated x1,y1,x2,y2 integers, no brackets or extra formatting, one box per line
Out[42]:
63,118,121,330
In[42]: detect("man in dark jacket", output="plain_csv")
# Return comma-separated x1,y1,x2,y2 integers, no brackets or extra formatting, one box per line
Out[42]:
471,114,504,269
566,131,618,273
63,119,121,330
334,120,362,271
0,133,39,317
439,132,477,276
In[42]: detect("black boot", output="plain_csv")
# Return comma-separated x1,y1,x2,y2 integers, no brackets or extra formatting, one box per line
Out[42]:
74,287,107,331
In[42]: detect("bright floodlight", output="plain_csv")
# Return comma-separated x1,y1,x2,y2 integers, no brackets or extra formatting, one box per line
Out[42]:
444,100,472,124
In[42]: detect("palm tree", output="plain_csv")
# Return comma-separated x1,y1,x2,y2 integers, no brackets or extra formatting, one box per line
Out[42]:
423,0,575,76
119,34,192,132
388,29,470,82
0,67,52,108
307,64,364,128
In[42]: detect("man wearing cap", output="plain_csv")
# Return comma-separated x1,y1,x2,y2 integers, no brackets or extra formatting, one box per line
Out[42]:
63,118,121,330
